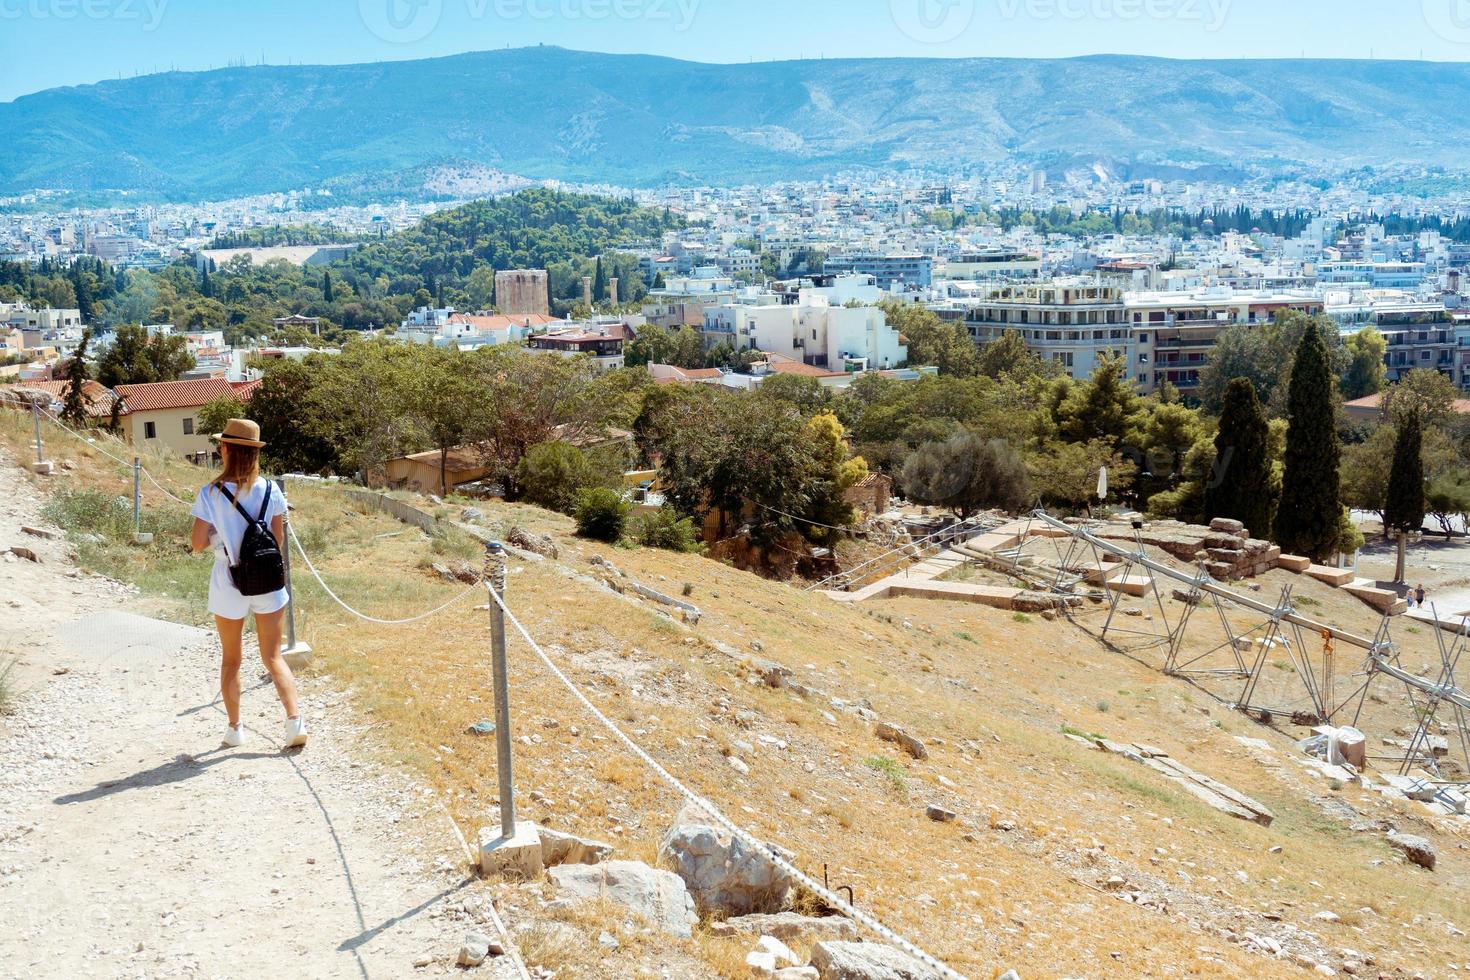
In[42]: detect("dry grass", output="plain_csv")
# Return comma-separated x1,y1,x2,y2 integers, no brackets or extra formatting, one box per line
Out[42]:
7,410,1469,978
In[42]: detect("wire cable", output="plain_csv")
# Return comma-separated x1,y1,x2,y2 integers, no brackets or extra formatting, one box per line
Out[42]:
485,584,971,980
288,523,483,625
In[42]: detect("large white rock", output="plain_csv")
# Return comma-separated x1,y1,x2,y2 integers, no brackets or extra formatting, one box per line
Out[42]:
810,941,945,980
658,803,796,916
547,860,697,937
536,826,614,867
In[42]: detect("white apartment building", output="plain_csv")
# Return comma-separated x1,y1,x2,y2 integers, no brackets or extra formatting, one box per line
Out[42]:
703,297,906,372
964,280,1131,383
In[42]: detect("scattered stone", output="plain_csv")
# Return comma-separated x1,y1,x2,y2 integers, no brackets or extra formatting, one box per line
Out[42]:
467,720,496,736
507,526,558,559
1314,910,1341,923
997,972,1020,980
429,562,454,581
547,860,696,938
809,940,944,980
537,826,614,867
658,802,795,917
925,804,956,823
776,969,820,980
1387,832,1436,870
748,935,801,975
448,559,479,584
457,930,494,967
413,955,433,968
461,507,487,524
727,756,750,775
20,525,59,540
874,722,928,760
597,931,619,950
8,546,38,563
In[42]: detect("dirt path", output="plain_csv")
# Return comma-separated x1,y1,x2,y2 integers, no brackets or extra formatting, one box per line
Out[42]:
0,451,521,980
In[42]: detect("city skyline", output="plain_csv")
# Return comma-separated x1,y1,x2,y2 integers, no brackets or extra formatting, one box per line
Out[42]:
5,0,1470,103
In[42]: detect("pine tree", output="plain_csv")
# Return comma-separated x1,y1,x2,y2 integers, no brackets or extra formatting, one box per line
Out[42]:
1384,410,1425,583
1273,321,1341,561
60,329,91,428
1204,377,1274,538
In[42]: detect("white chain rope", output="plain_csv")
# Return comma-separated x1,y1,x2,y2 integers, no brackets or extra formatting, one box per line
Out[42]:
484,584,972,980
287,523,482,626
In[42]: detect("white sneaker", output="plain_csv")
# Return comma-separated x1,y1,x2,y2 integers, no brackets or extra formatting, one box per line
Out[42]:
223,724,245,748
284,716,308,748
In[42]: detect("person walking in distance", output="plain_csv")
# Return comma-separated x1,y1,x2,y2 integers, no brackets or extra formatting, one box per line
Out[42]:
189,418,307,749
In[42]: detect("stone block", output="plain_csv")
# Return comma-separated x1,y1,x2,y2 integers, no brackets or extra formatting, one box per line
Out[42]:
29,460,54,475
479,820,546,880
281,642,313,671
1277,554,1312,573
1209,517,1246,535
1306,565,1355,587
131,532,154,545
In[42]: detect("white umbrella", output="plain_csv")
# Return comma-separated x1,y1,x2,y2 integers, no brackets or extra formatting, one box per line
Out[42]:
1096,465,1108,501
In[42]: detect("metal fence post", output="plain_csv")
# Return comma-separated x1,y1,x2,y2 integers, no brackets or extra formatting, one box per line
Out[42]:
276,478,312,670
33,402,43,465
133,457,142,533
486,541,516,838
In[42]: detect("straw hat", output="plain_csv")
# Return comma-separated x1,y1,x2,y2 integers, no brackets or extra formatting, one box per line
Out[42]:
211,418,266,448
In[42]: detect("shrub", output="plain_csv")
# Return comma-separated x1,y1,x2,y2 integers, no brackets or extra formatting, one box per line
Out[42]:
518,441,607,515
632,505,703,553
574,487,630,542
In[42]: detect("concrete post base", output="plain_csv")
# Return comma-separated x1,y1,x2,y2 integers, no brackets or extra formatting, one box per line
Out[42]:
479,821,544,880
132,532,154,545
282,642,314,671
30,460,54,475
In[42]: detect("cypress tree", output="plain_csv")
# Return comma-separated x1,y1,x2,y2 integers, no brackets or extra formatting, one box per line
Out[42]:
1204,377,1274,538
60,329,91,428
1384,410,1425,583
322,269,334,304
1273,321,1341,561
593,255,607,302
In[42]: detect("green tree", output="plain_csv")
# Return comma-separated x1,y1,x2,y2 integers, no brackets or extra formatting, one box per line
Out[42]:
975,329,1047,381
196,395,245,437
1203,378,1274,538
252,358,338,474
402,346,492,497
1055,353,1140,445
1029,438,1135,511
1382,368,1458,428
1341,327,1387,400
879,300,980,376
1384,410,1425,582
1273,322,1341,561
96,324,196,387
801,412,869,539
901,430,1029,518
574,487,629,542
632,506,702,552
517,441,603,514
59,329,91,428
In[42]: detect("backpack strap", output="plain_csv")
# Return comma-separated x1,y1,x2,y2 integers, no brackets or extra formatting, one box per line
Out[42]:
255,482,272,523
217,482,255,524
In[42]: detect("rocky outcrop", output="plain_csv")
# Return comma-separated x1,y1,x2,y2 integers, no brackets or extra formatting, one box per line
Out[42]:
713,911,860,943
874,722,928,760
658,803,796,916
1387,832,1436,871
809,941,945,980
507,526,558,559
546,860,697,937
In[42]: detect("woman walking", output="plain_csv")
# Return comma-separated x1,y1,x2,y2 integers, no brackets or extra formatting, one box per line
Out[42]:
189,418,307,749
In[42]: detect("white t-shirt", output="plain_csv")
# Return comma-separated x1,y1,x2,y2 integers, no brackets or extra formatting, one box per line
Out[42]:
190,478,288,567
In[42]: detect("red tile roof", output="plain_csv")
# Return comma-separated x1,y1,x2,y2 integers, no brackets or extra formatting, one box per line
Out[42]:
447,313,560,332
766,355,846,379
114,378,241,412
0,380,120,418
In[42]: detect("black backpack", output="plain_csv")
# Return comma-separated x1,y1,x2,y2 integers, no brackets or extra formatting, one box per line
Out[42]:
219,482,287,597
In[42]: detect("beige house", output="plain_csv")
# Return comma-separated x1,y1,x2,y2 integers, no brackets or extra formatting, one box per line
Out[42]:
114,378,259,460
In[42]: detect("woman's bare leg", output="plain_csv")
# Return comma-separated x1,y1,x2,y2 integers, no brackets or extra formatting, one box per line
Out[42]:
253,608,299,719
215,615,245,727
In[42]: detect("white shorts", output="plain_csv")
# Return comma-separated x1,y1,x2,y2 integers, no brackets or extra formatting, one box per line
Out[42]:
208,559,290,620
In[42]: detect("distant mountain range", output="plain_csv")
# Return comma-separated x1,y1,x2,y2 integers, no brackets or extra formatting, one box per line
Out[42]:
3,47,1469,199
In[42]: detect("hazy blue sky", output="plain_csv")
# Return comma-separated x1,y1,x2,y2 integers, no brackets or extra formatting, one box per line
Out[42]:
3,0,1468,101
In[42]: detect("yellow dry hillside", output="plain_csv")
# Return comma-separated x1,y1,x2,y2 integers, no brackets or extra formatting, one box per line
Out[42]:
5,410,1468,979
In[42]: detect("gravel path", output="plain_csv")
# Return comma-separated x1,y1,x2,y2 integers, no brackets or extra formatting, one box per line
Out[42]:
0,451,521,980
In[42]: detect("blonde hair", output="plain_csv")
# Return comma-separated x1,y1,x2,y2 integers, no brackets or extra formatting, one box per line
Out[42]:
214,441,260,490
